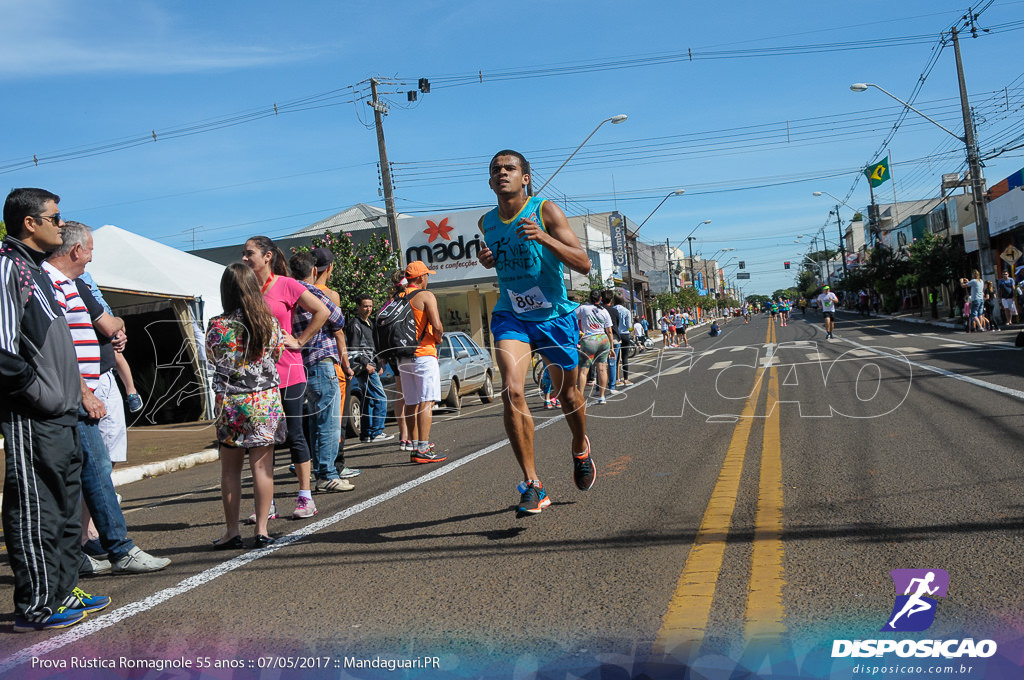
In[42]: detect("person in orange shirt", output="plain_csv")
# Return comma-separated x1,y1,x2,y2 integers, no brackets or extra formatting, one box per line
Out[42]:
397,261,445,463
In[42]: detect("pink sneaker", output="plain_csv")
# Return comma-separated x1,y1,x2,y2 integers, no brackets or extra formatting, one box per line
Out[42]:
292,496,318,519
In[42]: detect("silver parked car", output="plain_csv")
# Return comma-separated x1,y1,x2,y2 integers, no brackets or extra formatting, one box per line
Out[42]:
345,331,495,438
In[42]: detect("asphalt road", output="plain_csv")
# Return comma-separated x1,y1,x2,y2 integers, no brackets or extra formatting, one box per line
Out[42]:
1,310,1022,679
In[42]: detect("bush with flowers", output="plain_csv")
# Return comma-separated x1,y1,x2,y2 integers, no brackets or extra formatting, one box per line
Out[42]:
301,230,399,318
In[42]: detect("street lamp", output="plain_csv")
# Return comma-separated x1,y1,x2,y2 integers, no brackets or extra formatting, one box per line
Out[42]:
535,114,628,194
850,80,993,277
813,191,851,280
679,219,711,293
625,189,685,318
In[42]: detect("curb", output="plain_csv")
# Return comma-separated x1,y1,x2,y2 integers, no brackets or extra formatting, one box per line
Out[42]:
0,447,221,509
110,448,221,487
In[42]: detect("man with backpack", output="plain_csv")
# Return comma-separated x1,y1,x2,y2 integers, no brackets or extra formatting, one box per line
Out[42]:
377,261,445,463
477,150,596,519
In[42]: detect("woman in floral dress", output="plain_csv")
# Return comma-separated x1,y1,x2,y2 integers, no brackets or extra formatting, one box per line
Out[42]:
206,263,285,548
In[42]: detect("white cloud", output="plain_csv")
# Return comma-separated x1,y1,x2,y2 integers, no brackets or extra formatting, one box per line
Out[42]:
0,0,321,78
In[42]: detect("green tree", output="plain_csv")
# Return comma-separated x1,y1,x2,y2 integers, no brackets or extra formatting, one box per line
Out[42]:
302,230,399,318
795,268,817,298
0,221,5,239
863,244,909,314
907,232,965,319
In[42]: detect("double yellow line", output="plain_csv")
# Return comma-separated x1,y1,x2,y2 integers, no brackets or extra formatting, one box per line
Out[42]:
653,322,785,655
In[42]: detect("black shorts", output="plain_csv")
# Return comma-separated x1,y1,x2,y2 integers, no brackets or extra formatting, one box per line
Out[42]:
822,311,834,319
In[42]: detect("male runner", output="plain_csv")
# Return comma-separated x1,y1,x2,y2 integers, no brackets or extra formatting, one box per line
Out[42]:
477,150,596,517
818,285,839,339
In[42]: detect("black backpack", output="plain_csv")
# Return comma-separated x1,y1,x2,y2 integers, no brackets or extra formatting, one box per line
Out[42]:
373,288,426,361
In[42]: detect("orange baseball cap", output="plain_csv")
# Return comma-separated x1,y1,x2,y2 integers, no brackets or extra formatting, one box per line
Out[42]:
405,261,437,278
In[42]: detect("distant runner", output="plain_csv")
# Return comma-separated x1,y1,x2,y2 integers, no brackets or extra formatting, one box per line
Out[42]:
817,285,839,339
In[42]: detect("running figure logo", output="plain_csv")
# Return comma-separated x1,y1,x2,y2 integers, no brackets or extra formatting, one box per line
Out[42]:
881,569,949,632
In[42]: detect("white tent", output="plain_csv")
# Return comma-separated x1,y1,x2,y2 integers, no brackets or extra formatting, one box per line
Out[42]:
89,225,226,422
90,225,224,319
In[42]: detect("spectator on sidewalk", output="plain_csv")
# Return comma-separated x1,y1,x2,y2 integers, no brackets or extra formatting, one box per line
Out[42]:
612,294,633,385
206,263,284,550
998,269,1017,326
289,251,356,493
242,235,329,521
346,293,394,442
1,188,109,631
45,221,171,575
396,261,445,463
309,247,360,479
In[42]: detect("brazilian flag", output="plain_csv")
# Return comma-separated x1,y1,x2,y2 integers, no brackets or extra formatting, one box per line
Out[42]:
864,156,890,187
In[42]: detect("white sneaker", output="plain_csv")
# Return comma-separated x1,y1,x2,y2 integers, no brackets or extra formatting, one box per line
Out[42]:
112,546,171,574
315,477,354,492
370,433,395,442
245,500,278,525
80,553,112,576
338,466,362,479
292,496,318,519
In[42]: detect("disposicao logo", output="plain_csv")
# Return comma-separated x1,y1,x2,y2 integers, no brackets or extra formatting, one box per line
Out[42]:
882,568,948,632
831,568,997,659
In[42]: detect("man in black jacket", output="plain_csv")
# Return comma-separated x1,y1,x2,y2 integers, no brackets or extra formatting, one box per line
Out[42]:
1,188,110,631
346,294,393,443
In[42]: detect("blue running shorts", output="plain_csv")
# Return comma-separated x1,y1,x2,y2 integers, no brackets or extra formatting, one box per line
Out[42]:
491,310,579,370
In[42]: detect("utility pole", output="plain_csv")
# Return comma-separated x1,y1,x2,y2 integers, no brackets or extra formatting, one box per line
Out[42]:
686,236,697,292
951,25,994,278
666,238,673,293
835,206,849,280
369,78,402,265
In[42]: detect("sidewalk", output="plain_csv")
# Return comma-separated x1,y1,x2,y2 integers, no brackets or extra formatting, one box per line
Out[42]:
0,421,220,506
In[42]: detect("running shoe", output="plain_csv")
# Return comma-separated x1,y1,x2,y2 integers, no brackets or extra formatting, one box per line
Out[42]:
573,436,596,491
411,443,447,464
516,481,551,518
13,606,87,632
315,477,354,492
246,500,278,525
544,399,554,410
596,397,607,405
63,587,111,614
552,398,560,407
399,440,413,452
338,466,362,478
292,496,318,519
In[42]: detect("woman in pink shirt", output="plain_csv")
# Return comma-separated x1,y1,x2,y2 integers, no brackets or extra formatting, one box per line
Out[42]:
242,236,330,520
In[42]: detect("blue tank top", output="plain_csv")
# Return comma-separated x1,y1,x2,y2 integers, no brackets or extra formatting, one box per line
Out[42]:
481,196,578,321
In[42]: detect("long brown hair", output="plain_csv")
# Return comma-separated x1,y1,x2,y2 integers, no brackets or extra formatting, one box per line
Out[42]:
220,262,277,362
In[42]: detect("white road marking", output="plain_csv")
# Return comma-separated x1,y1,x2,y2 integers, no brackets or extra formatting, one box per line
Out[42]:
0,349,695,672
841,338,1024,402
708,361,733,370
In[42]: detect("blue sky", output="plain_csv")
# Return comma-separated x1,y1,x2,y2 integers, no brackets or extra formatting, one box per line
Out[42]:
3,0,1023,295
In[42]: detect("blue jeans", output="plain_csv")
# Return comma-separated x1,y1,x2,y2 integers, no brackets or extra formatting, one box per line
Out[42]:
608,342,621,390
78,411,133,561
354,369,387,438
305,360,342,481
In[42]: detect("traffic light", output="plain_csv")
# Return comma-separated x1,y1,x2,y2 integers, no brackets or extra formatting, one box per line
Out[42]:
784,261,791,269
